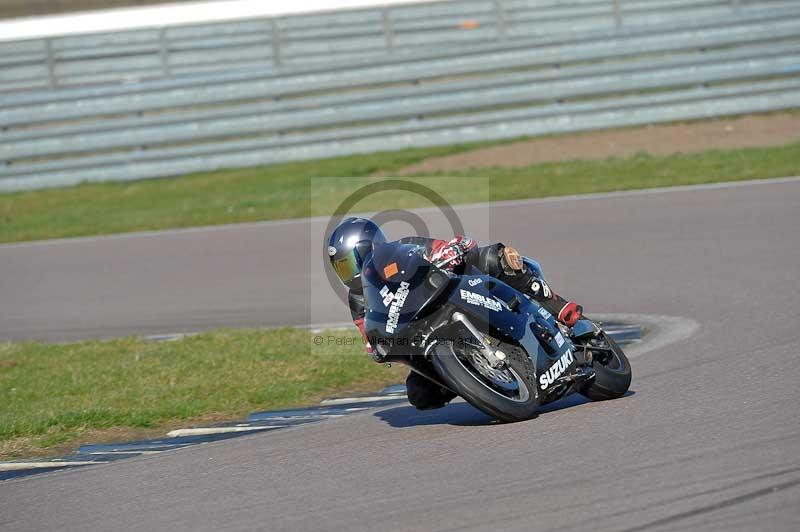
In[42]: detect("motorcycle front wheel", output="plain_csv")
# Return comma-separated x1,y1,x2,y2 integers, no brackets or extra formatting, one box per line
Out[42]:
580,331,632,400
431,340,540,422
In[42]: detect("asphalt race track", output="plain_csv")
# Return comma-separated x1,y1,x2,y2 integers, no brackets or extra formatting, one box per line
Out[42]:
2,178,800,531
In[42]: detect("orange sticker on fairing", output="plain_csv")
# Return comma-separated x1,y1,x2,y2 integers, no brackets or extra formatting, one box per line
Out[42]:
383,262,399,278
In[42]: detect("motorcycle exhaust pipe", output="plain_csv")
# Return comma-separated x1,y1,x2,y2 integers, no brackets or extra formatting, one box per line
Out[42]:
451,312,506,368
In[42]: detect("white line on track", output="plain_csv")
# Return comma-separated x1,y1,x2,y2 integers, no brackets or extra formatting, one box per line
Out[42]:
452,175,800,213
2,176,798,250
275,415,347,420
0,461,104,471
320,395,409,405
166,426,281,437
85,450,165,455
302,322,353,333
246,408,370,421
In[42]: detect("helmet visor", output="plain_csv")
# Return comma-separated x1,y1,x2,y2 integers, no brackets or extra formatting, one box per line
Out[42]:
332,250,361,284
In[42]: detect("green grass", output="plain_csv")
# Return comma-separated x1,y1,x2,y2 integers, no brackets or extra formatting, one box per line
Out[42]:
1,141,798,244
0,328,405,459
0,143,485,243
452,142,800,197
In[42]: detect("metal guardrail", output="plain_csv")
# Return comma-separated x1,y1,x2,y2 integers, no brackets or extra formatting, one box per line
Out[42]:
1,0,799,191
0,0,781,91
6,39,798,144
4,13,799,126
4,50,798,160
4,2,795,110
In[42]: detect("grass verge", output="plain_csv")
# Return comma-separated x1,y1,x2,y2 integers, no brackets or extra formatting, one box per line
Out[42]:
1,141,799,243
0,328,405,460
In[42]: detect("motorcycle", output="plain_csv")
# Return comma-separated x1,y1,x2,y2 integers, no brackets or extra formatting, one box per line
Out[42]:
359,241,632,422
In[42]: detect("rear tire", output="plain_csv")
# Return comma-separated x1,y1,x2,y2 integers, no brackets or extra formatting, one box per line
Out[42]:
432,341,540,422
581,332,632,400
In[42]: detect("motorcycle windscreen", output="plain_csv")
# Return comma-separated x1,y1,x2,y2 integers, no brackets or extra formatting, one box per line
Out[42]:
361,242,449,337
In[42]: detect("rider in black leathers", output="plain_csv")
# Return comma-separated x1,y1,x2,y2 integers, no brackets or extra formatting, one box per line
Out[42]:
328,217,583,410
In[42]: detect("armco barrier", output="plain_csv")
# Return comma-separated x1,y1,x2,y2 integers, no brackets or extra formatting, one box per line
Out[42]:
0,0,799,191
0,0,790,91
5,6,798,114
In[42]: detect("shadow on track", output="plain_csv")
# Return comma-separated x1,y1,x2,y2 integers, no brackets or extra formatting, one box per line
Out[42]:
375,390,635,428
376,401,496,428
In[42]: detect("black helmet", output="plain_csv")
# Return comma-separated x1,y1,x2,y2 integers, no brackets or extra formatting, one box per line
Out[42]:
328,217,387,288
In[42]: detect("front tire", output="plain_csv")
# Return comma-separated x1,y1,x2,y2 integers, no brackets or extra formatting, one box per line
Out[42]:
431,340,540,422
581,332,632,400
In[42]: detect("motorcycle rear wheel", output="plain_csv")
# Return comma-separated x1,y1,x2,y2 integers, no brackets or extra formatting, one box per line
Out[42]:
432,341,540,422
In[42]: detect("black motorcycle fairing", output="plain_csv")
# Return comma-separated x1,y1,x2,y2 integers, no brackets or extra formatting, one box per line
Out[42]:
522,257,545,279
455,266,570,354
446,273,575,365
361,243,451,341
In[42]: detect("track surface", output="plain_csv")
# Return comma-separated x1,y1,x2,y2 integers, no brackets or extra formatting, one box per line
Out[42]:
2,179,800,531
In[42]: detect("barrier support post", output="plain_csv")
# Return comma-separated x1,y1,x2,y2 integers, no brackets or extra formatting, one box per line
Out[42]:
158,27,171,77
270,18,282,67
494,0,508,40
382,7,394,52
45,38,57,88
612,0,623,27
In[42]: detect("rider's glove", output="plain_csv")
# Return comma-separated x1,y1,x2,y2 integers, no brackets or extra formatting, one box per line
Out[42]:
429,236,476,268
451,235,476,254
353,317,376,356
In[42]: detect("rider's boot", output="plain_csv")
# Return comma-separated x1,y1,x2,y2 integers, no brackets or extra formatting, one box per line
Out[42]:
406,371,457,410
